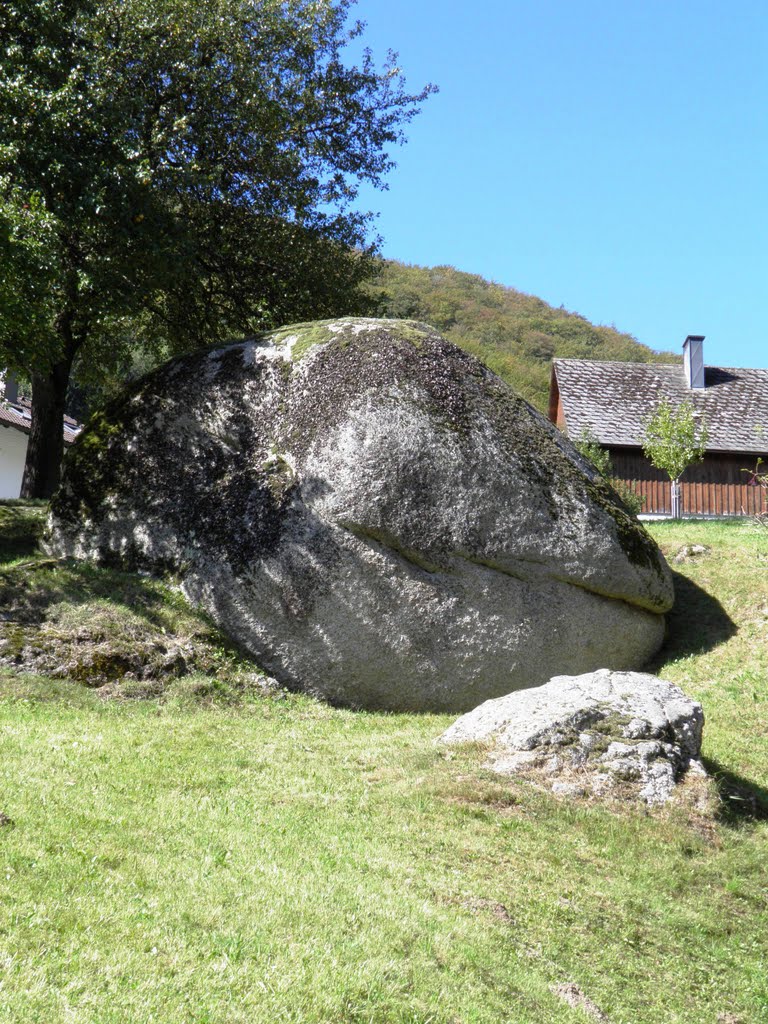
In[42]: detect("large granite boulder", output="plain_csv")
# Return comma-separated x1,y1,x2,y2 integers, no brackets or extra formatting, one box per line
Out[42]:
48,317,673,711
440,669,706,805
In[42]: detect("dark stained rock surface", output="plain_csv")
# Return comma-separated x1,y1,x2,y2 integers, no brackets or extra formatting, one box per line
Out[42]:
48,318,673,711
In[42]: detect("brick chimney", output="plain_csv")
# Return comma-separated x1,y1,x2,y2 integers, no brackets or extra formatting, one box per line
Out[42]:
683,335,705,389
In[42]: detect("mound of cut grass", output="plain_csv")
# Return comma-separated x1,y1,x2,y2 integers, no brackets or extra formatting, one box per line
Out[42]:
0,502,270,699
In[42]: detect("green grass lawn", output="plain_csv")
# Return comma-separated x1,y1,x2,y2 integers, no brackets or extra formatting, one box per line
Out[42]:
1,510,766,1023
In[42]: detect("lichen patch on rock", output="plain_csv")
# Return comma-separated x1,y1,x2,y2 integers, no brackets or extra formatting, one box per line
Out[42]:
441,669,707,806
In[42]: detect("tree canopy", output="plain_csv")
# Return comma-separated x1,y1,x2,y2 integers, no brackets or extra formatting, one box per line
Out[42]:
642,399,708,518
0,0,433,495
642,399,708,484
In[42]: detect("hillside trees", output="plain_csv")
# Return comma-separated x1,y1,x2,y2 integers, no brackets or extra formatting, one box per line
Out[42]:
370,262,678,409
0,0,433,496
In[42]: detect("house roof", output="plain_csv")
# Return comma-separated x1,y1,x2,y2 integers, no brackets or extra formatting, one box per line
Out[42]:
0,397,81,445
551,358,768,454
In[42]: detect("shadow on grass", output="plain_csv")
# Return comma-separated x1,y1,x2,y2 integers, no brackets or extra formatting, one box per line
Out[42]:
705,758,768,826
0,504,47,564
0,503,175,630
646,570,737,668
0,557,189,634
0,505,256,681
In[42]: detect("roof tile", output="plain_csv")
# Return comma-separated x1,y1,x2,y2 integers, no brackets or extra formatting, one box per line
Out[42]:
553,359,768,454
0,398,81,445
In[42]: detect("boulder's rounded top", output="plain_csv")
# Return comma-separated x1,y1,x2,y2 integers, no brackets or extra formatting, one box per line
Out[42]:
263,316,437,363
51,316,672,615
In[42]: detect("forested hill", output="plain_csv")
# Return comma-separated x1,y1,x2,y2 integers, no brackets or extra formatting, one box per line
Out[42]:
368,261,678,412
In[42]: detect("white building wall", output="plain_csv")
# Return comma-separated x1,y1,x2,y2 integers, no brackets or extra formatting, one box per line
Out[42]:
0,427,29,498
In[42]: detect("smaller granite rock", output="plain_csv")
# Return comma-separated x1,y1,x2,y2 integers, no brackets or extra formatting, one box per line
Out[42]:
440,669,706,806
673,543,710,564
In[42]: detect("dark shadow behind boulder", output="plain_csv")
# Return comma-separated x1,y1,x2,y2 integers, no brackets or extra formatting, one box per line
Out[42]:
647,571,737,668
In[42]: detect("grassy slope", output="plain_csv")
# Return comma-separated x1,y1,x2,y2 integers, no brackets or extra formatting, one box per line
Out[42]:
0,504,261,696
368,262,679,411
0,511,767,1023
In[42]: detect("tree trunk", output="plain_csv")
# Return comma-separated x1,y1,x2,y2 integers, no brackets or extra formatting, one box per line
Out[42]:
20,356,75,499
671,478,682,520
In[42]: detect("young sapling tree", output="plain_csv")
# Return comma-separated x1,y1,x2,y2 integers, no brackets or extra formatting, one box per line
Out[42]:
642,399,708,519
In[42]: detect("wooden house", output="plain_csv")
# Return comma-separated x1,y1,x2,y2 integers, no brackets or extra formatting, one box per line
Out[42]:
549,336,768,517
0,375,80,498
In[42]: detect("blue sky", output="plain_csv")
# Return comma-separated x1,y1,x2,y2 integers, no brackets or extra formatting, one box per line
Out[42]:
349,0,768,368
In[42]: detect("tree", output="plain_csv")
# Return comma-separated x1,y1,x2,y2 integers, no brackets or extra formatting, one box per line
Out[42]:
642,399,708,518
0,0,434,496
743,457,768,529
573,426,644,516
573,426,613,477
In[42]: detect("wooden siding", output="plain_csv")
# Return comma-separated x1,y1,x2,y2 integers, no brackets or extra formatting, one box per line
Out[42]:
608,447,767,516
548,368,566,429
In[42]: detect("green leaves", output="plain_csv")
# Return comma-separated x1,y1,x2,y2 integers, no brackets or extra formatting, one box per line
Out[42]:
0,0,433,373
574,427,613,477
642,399,708,484
574,426,645,516
0,0,434,493
0,178,62,372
